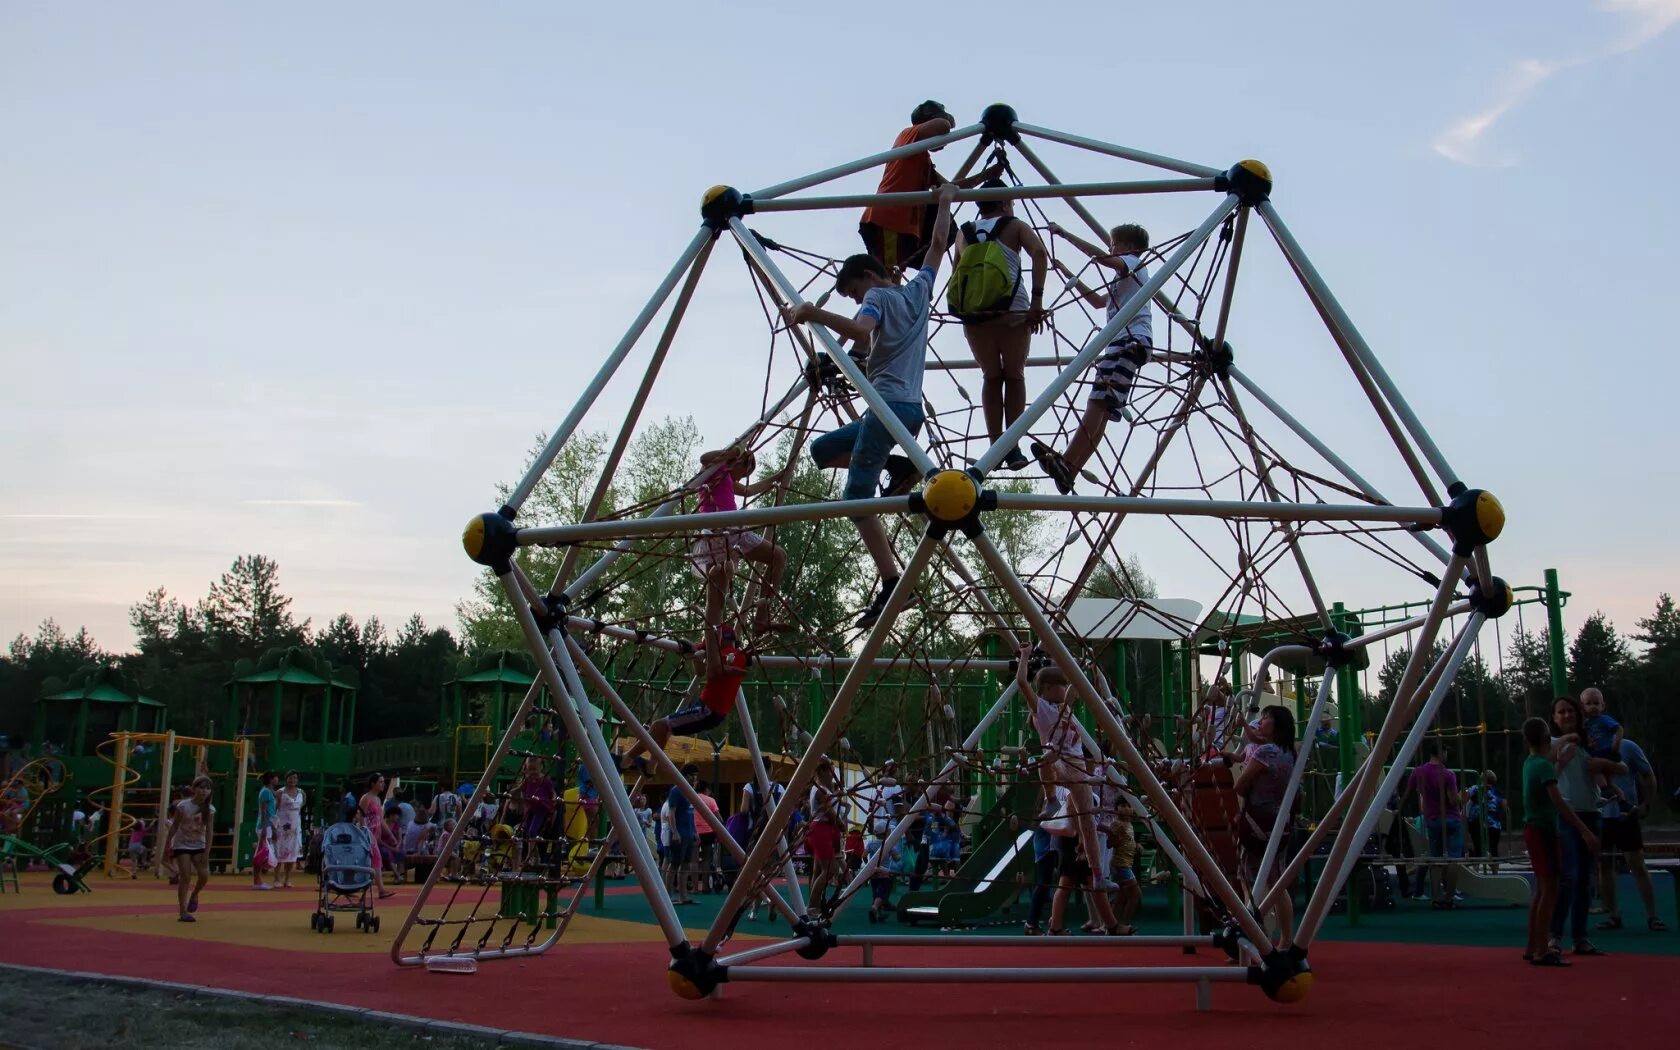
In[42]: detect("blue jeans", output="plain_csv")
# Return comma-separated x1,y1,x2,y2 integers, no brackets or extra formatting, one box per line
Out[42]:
1425,816,1466,859
1552,811,1599,943
810,401,924,500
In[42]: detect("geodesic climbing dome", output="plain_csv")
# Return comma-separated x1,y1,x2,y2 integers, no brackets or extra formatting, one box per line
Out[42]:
393,104,1510,1008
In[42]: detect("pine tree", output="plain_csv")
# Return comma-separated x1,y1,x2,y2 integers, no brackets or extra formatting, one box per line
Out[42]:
1568,612,1631,694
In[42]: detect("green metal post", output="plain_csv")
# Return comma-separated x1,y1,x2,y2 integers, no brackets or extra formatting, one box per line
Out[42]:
1543,568,1568,697
1331,601,1362,927
981,636,1000,813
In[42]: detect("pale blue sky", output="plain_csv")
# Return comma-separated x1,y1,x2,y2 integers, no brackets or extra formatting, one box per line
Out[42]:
3,1,1676,653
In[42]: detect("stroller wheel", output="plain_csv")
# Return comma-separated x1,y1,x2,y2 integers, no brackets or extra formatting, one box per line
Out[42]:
371,915,380,933
355,912,365,930
324,914,335,933
310,912,321,931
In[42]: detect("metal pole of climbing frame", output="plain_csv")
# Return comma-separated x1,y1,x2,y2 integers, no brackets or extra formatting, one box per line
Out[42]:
748,178,1217,213
1544,568,1568,697
103,734,130,878
230,738,249,874
153,730,175,879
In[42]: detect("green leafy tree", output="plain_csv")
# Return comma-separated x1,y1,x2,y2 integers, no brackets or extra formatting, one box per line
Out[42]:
198,555,309,658
1568,612,1631,694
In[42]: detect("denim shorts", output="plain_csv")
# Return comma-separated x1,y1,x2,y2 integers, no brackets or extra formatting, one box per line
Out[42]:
810,401,924,501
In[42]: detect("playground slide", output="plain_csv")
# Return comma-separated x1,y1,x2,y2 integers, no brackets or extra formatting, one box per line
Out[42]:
1400,820,1530,906
895,786,1039,927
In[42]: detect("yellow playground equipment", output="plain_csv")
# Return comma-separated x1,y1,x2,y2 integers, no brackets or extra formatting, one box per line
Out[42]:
1,755,67,832
91,731,251,879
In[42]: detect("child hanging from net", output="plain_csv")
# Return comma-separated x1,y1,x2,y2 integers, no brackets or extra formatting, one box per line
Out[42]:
618,621,750,776
692,445,792,636
1031,222,1154,494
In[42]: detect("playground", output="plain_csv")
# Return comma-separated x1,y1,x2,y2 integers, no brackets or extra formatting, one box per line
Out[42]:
7,3,1680,1046
0,865,1675,1049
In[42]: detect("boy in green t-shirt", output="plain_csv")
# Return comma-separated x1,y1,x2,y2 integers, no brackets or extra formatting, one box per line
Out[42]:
1521,716,1599,967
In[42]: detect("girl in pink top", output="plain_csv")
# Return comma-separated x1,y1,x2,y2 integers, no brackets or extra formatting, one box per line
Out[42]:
691,447,791,634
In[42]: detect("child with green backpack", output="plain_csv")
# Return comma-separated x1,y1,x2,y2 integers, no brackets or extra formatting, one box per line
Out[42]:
947,180,1048,471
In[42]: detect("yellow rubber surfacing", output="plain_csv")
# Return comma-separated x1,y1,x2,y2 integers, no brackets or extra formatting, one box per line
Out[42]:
2,872,749,954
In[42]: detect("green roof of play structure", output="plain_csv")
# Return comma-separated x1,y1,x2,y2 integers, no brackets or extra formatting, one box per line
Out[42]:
230,646,358,691
38,664,165,707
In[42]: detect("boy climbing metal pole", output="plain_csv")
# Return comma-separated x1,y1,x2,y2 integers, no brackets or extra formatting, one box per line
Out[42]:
782,182,960,629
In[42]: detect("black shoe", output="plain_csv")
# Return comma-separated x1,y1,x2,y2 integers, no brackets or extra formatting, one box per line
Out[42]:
882,456,919,498
1030,441,1076,495
1002,447,1031,471
856,577,900,629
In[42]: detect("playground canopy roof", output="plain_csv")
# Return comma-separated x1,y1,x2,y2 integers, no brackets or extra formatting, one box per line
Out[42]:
233,666,359,690
1064,597,1206,642
39,682,165,707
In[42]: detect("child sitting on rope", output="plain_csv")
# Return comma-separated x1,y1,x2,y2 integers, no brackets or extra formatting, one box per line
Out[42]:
1015,650,1125,935
618,623,750,775
692,445,792,635
1031,222,1154,494
784,182,959,629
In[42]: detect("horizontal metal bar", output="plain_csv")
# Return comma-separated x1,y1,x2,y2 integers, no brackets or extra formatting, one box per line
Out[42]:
728,965,1247,984
834,935,1216,949
990,490,1443,526
1347,601,1473,649
715,937,812,967
517,496,911,547
1015,123,1223,178
752,178,1216,213
750,124,984,201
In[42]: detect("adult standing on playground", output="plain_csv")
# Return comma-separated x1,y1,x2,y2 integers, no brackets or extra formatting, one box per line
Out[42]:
1233,705,1299,949
252,771,278,890
1594,722,1666,932
1405,741,1465,908
858,102,1002,273
1549,695,1623,955
273,770,306,889
358,772,394,899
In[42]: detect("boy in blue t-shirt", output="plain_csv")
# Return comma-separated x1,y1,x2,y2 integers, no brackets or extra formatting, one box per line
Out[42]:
786,183,959,629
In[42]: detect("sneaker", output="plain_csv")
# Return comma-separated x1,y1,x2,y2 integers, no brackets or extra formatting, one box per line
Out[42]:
178,913,196,923
856,578,900,630
1002,447,1031,471
882,458,919,498
1023,922,1044,936
1030,441,1076,495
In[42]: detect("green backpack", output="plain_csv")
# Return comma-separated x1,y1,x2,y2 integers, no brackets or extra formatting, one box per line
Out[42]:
945,216,1020,321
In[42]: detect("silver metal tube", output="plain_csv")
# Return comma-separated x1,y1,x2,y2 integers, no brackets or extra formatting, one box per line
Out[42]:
1015,123,1223,178
504,228,712,516
751,178,1215,213
991,490,1443,527
729,217,937,480
554,235,718,587
1208,207,1249,355
825,683,1020,921
970,531,1274,949
1245,646,1315,702
750,124,984,201
1258,201,1460,496
727,965,1247,984
1346,602,1474,650
496,571,688,948
523,495,910,547
727,677,809,916
834,934,1216,949
1297,616,1484,946
1227,364,1453,567
1291,563,1465,938
567,641,801,925
696,535,941,954
559,373,815,603
714,937,812,967
973,194,1240,475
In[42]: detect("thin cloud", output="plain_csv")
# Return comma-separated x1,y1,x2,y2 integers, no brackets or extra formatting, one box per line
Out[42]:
240,499,362,508
1434,1,1680,166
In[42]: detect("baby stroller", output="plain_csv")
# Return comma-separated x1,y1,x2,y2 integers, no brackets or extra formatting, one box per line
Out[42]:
311,821,379,933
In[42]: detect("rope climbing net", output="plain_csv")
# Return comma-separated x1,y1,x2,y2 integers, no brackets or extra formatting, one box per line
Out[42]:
393,105,1513,1010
